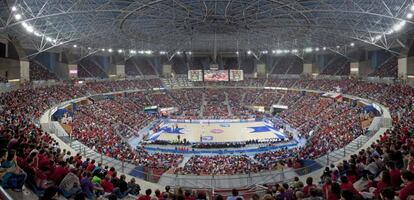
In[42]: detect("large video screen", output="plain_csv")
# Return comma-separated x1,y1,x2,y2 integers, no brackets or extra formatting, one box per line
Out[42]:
230,70,244,81
188,70,203,81
204,70,229,81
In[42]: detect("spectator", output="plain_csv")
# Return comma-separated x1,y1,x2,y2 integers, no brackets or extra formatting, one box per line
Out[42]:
128,178,141,195
137,189,152,200
399,170,414,200
113,175,130,198
227,188,243,200
59,171,81,198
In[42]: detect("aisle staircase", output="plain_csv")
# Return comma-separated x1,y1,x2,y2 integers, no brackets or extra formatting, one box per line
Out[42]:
225,93,232,116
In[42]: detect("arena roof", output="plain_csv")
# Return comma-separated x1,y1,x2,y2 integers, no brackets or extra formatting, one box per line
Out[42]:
1,0,414,55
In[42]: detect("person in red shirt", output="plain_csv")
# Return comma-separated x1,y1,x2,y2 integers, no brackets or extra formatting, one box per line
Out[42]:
386,161,401,188
373,170,391,198
339,176,360,197
100,175,113,193
137,189,152,200
399,170,414,200
49,161,69,184
303,177,316,196
86,159,96,172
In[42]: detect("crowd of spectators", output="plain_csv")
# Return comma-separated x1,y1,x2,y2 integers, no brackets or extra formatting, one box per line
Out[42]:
369,57,398,78
78,60,108,78
0,76,414,199
175,155,265,175
202,89,230,118
29,62,58,81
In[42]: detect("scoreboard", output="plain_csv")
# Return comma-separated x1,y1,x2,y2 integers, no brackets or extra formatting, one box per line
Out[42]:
188,69,244,82
188,70,203,81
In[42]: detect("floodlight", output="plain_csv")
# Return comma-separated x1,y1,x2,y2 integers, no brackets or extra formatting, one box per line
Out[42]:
14,14,21,20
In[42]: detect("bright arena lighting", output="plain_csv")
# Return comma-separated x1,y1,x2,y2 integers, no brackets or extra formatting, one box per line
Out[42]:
117,49,123,53
247,50,252,55
11,6,17,11
73,44,77,48
304,47,313,52
407,13,413,19
350,42,355,47
14,14,21,20
33,31,42,37
108,48,113,52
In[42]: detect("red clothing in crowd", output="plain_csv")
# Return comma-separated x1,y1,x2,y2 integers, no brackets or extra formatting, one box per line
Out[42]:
137,195,151,200
303,184,316,196
86,163,95,172
373,181,389,198
399,181,414,200
100,179,113,193
390,168,402,188
49,166,69,184
340,182,359,196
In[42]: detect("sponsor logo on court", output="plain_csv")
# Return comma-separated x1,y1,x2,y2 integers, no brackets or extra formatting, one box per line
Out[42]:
210,129,224,134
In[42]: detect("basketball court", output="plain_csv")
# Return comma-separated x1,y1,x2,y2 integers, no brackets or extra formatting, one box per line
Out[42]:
147,120,288,143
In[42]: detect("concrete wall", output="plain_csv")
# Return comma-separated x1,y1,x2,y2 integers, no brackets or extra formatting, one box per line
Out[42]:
162,64,172,77
54,63,69,80
407,56,414,75
357,60,373,77
0,58,20,80
398,57,407,79
20,61,29,83
256,63,266,76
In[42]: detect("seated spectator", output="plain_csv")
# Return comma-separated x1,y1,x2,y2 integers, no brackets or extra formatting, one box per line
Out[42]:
137,189,152,200
227,188,243,200
0,150,27,191
59,170,81,198
303,177,316,196
100,175,114,194
128,178,140,195
113,175,130,198
399,170,414,200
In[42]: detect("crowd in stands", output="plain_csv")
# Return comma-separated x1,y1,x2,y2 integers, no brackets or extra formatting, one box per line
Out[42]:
0,76,414,199
202,89,229,118
78,59,108,78
320,58,350,76
29,62,58,81
369,57,398,78
175,155,264,175
125,61,141,76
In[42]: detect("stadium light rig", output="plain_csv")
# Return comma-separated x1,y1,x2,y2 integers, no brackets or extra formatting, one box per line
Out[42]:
73,44,77,48
14,14,21,20
11,6,17,11
247,50,252,55
117,49,123,53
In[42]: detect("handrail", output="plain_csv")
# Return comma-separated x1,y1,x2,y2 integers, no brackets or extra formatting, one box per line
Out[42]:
0,186,14,200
